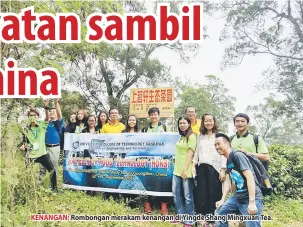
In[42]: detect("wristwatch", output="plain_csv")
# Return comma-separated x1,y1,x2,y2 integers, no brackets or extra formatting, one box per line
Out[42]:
43,106,50,110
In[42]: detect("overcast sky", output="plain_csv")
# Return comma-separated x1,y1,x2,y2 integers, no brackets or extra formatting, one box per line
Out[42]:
142,2,276,133
153,15,273,114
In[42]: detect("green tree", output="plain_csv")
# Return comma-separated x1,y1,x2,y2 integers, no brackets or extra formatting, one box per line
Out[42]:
175,75,236,131
65,44,172,117
246,96,285,139
202,75,236,129
65,0,204,117
0,0,123,121
245,96,303,145
59,90,88,120
215,0,303,134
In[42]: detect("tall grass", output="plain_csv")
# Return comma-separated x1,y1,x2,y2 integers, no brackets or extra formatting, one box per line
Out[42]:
0,123,171,227
1,122,42,226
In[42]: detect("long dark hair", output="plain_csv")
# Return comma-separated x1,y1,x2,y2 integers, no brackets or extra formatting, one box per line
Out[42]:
124,114,139,132
199,113,220,135
76,109,87,126
177,115,193,141
97,111,109,130
82,115,97,132
65,113,77,133
68,113,76,124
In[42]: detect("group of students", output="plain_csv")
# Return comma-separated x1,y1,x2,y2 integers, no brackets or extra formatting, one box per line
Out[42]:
172,109,270,227
21,99,269,227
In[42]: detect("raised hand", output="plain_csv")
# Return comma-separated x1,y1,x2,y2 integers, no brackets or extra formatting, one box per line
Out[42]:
44,99,50,107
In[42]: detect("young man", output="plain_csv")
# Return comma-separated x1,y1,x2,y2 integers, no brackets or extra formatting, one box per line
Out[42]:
142,107,168,215
185,106,201,135
100,108,125,199
231,113,270,164
214,133,263,227
142,107,166,133
44,98,64,181
21,101,57,191
101,108,126,133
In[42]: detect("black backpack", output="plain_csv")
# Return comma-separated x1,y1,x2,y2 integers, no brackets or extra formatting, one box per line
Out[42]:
53,120,64,150
230,133,269,171
230,151,273,196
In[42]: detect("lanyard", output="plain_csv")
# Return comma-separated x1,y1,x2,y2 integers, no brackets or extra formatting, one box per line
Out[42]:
30,127,38,139
152,125,159,132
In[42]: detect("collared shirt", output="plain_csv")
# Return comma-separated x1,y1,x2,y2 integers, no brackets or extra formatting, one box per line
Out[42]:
193,134,226,173
174,134,197,178
45,118,64,144
191,119,201,135
23,121,48,158
101,122,126,133
146,124,165,133
231,131,268,154
142,122,166,133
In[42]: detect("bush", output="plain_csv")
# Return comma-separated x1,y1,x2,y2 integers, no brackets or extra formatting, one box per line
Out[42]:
268,145,303,199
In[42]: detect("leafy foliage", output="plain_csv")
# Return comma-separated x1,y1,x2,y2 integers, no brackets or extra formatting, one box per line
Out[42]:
215,0,303,135
246,96,303,145
268,145,303,199
175,75,236,131
59,90,88,120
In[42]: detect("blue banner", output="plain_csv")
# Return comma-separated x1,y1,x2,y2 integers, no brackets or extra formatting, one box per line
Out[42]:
63,133,180,196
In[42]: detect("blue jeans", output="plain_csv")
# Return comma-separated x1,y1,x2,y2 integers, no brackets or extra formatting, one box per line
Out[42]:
215,196,263,227
172,175,194,225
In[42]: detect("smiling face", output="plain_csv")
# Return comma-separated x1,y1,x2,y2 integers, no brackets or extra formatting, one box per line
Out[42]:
87,116,96,128
49,108,57,120
128,115,136,128
100,112,108,123
149,111,159,124
234,117,248,133
179,119,189,132
70,114,76,123
77,110,84,121
215,137,229,156
186,107,196,121
204,114,214,131
28,111,38,123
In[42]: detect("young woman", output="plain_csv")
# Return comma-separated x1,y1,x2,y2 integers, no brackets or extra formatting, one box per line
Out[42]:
81,115,98,196
122,114,139,133
119,114,139,206
73,109,87,133
173,115,197,227
192,113,226,227
82,115,98,134
64,113,76,133
96,111,109,133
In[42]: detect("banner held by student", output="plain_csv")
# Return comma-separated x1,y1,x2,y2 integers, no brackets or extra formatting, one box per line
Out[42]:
63,133,180,196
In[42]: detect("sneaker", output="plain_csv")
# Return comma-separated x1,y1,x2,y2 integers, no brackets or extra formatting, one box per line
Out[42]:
144,202,152,213
160,202,168,215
